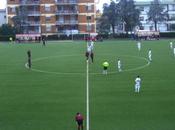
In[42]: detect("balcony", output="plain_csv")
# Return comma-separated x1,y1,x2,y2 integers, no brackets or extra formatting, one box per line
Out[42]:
56,20,78,25
57,29,79,34
56,0,77,5
27,11,40,16
56,10,78,15
22,21,40,26
29,21,40,26
20,0,40,6
28,30,40,34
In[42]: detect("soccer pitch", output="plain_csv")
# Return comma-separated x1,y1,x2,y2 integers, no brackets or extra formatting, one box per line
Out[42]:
0,39,175,130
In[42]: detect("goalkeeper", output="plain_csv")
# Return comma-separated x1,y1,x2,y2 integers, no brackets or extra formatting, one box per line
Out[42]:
102,61,109,74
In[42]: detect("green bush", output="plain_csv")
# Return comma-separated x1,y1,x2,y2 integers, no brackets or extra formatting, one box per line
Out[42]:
0,35,15,41
160,32,175,38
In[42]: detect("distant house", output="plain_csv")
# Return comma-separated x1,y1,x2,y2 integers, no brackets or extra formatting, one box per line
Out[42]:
0,9,6,26
135,0,175,32
112,0,175,33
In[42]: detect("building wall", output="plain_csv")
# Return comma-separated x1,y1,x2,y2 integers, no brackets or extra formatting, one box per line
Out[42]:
7,0,96,35
78,0,96,34
0,9,6,26
7,0,19,5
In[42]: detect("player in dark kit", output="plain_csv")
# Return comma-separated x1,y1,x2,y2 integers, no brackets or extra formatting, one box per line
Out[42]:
42,37,46,46
90,52,94,63
75,112,84,130
85,51,94,63
27,50,31,69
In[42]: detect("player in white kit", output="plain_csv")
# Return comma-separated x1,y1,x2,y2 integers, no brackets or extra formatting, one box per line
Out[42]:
90,40,94,50
135,76,141,93
117,59,122,72
137,41,141,51
85,41,94,62
170,41,173,49
174,47,175,57
148,49,152,61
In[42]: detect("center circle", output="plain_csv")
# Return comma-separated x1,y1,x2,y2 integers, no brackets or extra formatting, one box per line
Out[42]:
29,54,150,75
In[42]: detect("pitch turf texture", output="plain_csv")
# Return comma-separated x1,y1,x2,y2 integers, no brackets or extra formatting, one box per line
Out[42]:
0,39,175,130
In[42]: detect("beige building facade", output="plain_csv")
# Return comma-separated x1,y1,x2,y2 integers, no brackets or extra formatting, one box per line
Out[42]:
7,0,96,35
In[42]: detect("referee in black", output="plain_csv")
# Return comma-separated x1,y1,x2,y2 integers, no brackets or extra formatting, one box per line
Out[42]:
27,50,31,69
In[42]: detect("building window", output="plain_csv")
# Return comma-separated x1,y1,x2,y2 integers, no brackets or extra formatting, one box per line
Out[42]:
139,16,144,21
46,25,52,32
11,7,16,13
57,6,64,11
45,5,51,12
87,16,92,21
170,24,175,31
139,6,144,11
169,14,175,20
46,16,51,22
172,4,175,11
150,26,153,31
87,24,92,32
140,26,144,30
86,5,92,11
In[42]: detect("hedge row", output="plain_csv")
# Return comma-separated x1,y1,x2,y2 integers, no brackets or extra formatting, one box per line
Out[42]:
0,35,15,41
160,32,175,38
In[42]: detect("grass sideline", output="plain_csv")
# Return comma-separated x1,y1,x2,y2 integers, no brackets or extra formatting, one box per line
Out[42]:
0,39,175,130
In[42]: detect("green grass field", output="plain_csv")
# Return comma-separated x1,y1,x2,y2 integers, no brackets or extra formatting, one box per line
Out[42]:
0,39,175,130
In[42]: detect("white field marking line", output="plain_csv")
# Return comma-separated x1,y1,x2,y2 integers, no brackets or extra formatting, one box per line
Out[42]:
24,54,85,75
90,55,151,74
86,60,90,130
24,54,150,75
25,62,29,69
48,40,74,43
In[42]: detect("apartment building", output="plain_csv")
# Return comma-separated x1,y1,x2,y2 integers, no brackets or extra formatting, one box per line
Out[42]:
0,9,6,26
7,0,96,35
135,0,175,32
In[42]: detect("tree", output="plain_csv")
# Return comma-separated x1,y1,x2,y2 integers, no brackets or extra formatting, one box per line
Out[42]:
99,1,120,35
97,15,111,34
99,0,140,34
12,3,28,34
0,24,16,36
119,0,140,32
147,0,167,31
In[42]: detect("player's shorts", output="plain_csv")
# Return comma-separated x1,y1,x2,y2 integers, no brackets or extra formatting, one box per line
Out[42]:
77,120,83,126
135,84,140,88
104,66,107,70
90,52,94,57
85,52,89,57
28,58,31,63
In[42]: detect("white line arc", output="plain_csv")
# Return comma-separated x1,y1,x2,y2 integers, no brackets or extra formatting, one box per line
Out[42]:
24,55,150,75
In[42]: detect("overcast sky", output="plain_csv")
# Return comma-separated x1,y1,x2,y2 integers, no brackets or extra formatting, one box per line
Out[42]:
0,0,150,10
